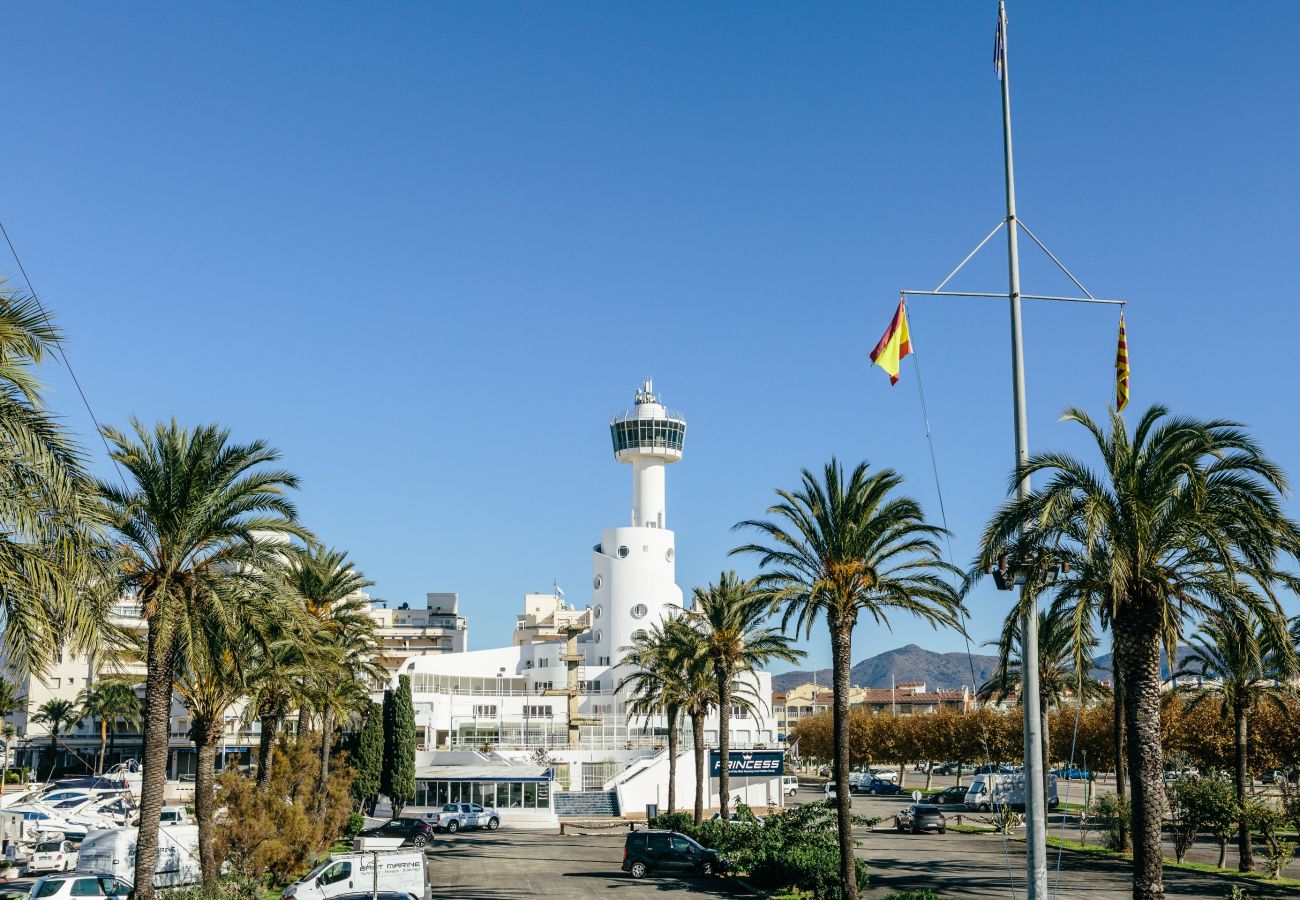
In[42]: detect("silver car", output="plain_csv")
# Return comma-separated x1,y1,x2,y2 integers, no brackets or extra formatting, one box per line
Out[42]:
427,802,500,833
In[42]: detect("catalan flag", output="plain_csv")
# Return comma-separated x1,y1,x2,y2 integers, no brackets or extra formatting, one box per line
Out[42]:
994,11,1005,81
870,298,912,385
1115,312,1130,412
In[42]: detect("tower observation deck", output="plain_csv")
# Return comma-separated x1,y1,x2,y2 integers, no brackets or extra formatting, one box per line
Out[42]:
609,380,686,529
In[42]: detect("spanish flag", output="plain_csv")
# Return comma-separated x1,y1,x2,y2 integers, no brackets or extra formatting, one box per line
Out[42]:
870,298,913,385
1115,313,1130,412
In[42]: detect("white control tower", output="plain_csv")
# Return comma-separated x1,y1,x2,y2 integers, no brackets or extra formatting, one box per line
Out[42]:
590,380,687,668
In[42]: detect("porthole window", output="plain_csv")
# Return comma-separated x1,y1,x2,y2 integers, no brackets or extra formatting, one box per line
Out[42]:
617,546,629,558
594,606,602,619
631,629,648,642
630,604,648,619
665,548,674,562
594,630,603,643
593,575,603,590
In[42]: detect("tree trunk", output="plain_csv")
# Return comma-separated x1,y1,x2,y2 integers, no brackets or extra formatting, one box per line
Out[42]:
192,721,220,889
1042,705,1052,804
296,702,311,739
47,734,58,780
99,720,109,775
108,725,117,770
717,665,731,821
1113,682,1129,852
830,620,858,900
1217,838,1228,869
691,712,706,825
136,623,180,900
1233,702,1253,872
1115,605,1165,900
924,761,934,791
317,707,334,807
666,708,678,814
257,714,279,792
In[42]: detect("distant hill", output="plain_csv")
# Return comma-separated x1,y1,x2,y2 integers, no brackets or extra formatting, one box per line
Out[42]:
772,644,1000,692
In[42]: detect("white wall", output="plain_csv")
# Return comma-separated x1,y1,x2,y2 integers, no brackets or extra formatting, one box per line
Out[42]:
612,749,785,816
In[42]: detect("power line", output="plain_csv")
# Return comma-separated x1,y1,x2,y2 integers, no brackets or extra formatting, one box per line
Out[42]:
0,216,127,487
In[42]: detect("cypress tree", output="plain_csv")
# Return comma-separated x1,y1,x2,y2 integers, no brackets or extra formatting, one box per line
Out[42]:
352,702,383,814
388,675,417,815
380,687,396,807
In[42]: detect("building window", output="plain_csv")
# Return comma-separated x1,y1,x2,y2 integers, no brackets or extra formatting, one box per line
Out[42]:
539,658,549,668
594,630,602,643
472,705,497,719
524,705,552,719
617,546,629,558
535,682,552,692
666,548,674,562
598,656,610,666
731,705,750,719
631,629,647,641
630,604,648,619
594,606,602,619
593,576,602,590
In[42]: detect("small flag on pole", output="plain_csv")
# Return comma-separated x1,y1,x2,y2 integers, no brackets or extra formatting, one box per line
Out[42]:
870,297,913,385
1115,313,1130,412
994,11,1005,80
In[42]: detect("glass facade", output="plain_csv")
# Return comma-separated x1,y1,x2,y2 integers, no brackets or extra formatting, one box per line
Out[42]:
609,418,686,454
414,779,552,810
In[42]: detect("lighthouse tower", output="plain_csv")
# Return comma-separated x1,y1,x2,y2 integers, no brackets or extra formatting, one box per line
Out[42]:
591,380,687,668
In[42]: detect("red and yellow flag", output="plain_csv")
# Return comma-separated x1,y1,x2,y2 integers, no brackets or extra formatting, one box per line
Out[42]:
1115,312,1130,412
870,298,913,385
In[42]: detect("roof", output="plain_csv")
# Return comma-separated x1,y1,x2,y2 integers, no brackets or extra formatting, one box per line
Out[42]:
414,764,551,782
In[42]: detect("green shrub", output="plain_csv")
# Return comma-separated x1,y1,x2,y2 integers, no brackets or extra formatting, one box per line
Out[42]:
344,812,365,837
165,877,263,900
1091,793,1131,852
884,892,943,900
647,811,694,832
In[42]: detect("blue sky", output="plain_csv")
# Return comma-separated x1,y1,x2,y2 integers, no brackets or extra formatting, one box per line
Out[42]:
6,2,1299,677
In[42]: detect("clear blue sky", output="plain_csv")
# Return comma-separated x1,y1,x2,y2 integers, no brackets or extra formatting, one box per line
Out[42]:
7,2,1299,677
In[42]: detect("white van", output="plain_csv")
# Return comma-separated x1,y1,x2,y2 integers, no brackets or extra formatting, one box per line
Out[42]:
964,773,1059,813
281,850,427,900
75,824,202,888
781,776,799,797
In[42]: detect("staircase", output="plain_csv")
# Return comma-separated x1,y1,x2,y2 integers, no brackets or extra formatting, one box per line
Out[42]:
555,790,621,817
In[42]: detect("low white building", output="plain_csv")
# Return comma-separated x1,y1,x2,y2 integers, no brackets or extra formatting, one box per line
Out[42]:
394,382,783,818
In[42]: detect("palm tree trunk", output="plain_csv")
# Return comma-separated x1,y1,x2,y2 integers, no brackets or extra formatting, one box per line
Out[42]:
666,708,678,814
830,619,858,900
1115,606,1164,900
296,700,311,738
135,623,180,900
317,707,334,804
191,720,220,889
257,714,279,792
1233,702,1253,872
47,733,59,781
1112,682,1129,853
99,720,108,776
717,666,731,821
691,712,706,825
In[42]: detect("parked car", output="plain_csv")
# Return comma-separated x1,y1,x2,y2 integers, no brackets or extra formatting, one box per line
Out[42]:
975,764,1013,775
357,817,434,847
896,804,947,835
921,786,969,808
623,829,726,879
781,775,799,796
1260,768,1298,785
29,840,79,874
853,778,904,796
1049,767,1090,780
823,781,838,802
710,811,764,826
425,802,499,833
847,772,866,786
868,769,899,783
26,874,133,900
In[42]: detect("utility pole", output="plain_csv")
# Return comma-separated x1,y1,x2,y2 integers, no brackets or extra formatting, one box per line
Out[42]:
997,3,1048,897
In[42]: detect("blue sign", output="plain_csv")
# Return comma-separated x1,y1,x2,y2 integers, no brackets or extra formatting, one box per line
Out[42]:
709,750,784,778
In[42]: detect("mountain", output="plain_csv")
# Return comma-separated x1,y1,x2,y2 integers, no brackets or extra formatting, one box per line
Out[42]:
772,644,1000,692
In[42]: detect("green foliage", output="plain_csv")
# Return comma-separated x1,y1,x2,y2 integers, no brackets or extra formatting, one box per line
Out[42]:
165,877,263,900
1245,800,1296,880
883,892,943,900
648,811,694,832
344,812,364,837
653,802,868,899
1091,793,1132,852
352,702,383,811
982,808,1023,836
384,675,416,812
1168,775,1238,863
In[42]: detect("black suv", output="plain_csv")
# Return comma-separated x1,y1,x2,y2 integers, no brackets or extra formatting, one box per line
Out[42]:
622,830,726,879
357,817,434,848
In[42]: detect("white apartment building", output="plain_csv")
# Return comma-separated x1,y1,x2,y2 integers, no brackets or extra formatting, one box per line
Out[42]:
368,593,468,675
513,593,590,646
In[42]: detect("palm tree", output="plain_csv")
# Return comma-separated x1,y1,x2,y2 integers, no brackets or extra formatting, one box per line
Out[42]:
671,622,720,825
1,723,15,790
733,458,963,899
77,681,143,774
978,603,1109,787
0,284,104,680
96,420,302,900
1173,609,1294,872
970,406,1300,900
281,546,375,735
688,571,801,820
617,622,691,814
31,698,78,780
0,682,22,790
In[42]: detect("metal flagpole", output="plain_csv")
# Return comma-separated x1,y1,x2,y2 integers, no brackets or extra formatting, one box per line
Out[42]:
997,2,1048,897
